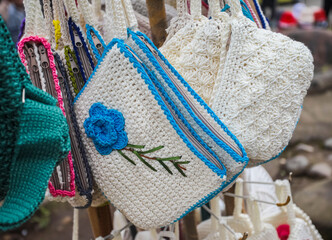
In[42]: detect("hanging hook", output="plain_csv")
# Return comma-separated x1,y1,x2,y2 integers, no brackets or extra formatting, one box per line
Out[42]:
223,193,291,207
202,205,248,240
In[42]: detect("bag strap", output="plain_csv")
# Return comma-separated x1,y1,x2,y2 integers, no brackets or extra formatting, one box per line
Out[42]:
42,0,55,46
176,0,188,17
190,0,202,18
104,0,128,42
121,0,138,29
275,180,296,228
55,0,72,46
63,0,80,23
247,198,263,233
23,0,47,38
226,0,243,17
208,0,221,19
77,0,96,27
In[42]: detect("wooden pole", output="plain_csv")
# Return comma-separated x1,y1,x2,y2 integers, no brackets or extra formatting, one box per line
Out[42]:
87,204,114,238
224,183,236,216
146,0,168,48
182,211,199,240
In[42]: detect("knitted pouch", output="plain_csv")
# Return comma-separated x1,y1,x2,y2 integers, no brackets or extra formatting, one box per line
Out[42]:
0,16,70,230
160,0,230,105
50,0,96,208
17,0,76,198
210,0,313,165
73,0,247,229
263,180,322,240
126,29,247,186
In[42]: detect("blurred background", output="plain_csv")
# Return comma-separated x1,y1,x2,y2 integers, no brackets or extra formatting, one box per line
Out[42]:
0,0,332,239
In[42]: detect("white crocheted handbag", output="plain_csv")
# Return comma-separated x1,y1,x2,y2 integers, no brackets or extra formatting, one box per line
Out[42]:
210,0,314,165
74,0,247,229
160,0,231,105
263,180,323,240
246,199,279,240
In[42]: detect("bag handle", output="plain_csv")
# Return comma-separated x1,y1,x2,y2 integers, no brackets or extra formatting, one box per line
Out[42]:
54,0,72,46
226,0,243,17
275,180,296,228
176,0,188,17
77,0,96,27
104,0,128,43
247,198,263,233
208,0,221,19
63,0,80,23
121,0,138,29
23,0,47,38
42,0,55,46
190,0,202,18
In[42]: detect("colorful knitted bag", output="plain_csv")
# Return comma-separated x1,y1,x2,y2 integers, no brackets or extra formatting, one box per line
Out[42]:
17,0,76,198
0,16,70,231
73,0,247,229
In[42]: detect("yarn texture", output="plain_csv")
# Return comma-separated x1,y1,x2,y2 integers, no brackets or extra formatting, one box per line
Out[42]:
74,39,228,229
0,17,70,230
210,1,313,163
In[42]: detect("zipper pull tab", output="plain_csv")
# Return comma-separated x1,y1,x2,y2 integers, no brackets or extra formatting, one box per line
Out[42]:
138,36,157,55
73,29,83,48
90,30,104,55
27,47,39,73
38,45,50,69
55,59,65,85
69,54,84,91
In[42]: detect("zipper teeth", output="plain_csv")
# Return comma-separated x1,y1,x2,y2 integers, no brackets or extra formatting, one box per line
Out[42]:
139,36,243,157
56,61,89,190
69,57,84,91
125,46,224,170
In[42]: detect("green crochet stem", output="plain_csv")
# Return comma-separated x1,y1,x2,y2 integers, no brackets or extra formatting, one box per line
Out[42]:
117,145,188,177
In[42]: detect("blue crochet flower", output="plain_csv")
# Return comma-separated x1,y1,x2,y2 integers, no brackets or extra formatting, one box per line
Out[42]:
84,103,128,155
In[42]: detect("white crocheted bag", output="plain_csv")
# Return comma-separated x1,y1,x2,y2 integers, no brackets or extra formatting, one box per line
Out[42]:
263,180,323,240
210,0,314,165
74,0,247,229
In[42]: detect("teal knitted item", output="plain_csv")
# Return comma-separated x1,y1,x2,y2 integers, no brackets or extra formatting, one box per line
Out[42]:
0,16,71,230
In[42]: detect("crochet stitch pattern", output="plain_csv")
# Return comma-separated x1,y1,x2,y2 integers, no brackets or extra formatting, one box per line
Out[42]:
84,103,188,175
84,103,128,155
210,1,313,163
17,36,76,197
0,16,70,230
74,39,227,229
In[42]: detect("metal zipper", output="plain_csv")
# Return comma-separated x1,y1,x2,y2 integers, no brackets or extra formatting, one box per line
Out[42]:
68,52,84,91
73,28,93,79
90,30,104,56
137,36,243,157
24,44,42,89
125,46,224,170
38,45,58,100
55,58,89,190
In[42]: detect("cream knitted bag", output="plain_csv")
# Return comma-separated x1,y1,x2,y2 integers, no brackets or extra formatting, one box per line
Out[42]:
123,1,247,186
74,0,247,229
263,180,322,240
246,199,279,240
210,0,314,165
160,0,231,105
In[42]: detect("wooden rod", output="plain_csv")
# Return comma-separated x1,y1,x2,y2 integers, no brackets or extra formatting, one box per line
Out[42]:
87,204,114,238
146,0,167,48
